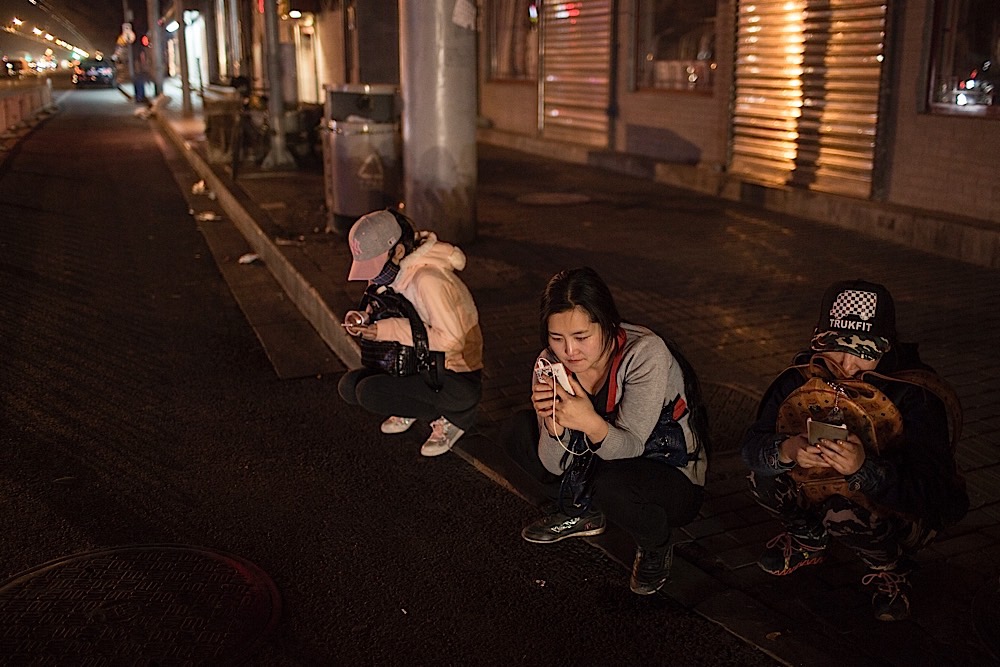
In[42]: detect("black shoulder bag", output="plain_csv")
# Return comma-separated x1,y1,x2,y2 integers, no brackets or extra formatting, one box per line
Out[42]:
359,285,444,391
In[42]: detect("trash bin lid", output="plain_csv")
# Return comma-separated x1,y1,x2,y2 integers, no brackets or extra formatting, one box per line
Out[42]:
324,83,399,123
329,119,398,135
323,83,398,96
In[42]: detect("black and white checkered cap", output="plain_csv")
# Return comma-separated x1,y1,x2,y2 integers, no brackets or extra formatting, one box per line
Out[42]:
810,280,896,359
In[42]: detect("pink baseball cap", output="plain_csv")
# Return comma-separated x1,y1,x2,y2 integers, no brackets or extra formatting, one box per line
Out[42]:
347,210,402,281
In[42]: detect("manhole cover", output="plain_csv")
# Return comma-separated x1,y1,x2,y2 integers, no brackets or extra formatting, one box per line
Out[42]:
516,192,591,205
0,544,280,665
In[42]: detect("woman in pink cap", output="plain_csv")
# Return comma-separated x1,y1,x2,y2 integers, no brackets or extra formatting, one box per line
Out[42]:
338,209,483,457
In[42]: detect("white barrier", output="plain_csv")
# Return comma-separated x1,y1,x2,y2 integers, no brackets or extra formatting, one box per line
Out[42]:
1,78,53,132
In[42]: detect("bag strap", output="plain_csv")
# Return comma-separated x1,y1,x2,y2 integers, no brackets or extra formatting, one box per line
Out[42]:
777,356,962,449
382,288,442,391
860,368,963,449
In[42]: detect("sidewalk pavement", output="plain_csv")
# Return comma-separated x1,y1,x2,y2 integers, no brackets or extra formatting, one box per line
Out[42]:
152,84,1000,666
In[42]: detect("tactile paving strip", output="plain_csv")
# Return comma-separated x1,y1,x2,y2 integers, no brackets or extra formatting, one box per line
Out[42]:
0,544,280,665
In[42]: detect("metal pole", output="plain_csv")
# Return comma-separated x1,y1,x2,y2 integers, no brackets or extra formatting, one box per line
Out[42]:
398,0,477,243
261,0,295,169
146,0,163,96
176,6,192,118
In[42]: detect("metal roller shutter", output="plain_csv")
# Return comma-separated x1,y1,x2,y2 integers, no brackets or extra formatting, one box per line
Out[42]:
540,0,613,148
730,0,887,198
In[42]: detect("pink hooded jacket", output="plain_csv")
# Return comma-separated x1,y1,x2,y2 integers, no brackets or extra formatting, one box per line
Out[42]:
373,232,484,373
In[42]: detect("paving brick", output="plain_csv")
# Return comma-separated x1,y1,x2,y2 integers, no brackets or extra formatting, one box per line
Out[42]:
162,113,1000,667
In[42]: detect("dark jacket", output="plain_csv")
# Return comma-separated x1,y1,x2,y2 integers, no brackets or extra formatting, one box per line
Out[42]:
740,344,968,529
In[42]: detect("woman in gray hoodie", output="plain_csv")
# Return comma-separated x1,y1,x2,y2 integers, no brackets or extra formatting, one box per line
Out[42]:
503,267,709,595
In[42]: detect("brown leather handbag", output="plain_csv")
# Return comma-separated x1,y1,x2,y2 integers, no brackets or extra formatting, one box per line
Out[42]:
776,375,902,508
774,356,961,510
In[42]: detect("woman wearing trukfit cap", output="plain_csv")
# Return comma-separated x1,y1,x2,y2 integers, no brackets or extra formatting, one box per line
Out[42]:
741,279,968,622
338,209,483,457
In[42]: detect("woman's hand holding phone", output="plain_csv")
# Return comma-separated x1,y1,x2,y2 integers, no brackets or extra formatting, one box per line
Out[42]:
532,368,563,437
815,432,866,475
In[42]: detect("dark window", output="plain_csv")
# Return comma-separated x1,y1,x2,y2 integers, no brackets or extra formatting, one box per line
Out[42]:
489,0,539,81
635,0,716,92
928,0,999,116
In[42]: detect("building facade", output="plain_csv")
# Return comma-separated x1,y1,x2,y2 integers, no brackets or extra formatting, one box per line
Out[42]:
479,0,1000,256
162,1,999,263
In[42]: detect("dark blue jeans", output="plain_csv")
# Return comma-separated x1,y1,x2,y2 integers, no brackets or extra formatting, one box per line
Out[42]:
134,73,149,103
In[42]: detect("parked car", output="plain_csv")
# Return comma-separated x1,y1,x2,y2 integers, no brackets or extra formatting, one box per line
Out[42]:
73,59,116,87
4,57,32,78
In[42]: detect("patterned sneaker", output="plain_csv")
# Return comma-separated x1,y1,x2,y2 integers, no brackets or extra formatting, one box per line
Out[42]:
420,417,464,457
630,543,674,595
862,566,912,621
758,532,827,576
521,509,606,544
380,416,416,434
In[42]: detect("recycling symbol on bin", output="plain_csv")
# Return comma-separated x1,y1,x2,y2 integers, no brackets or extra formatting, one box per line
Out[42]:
357,154,384,191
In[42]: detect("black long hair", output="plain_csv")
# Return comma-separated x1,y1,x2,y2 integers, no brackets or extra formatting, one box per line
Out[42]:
540,267,711,459
539,267,621,356
387,208,417,255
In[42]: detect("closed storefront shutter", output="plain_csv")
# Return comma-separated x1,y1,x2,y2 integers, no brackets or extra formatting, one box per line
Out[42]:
730,0,887,198
540,0,612,148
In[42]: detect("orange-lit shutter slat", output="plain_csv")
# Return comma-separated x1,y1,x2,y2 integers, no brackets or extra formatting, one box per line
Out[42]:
540,0,612,147
730,0,887,198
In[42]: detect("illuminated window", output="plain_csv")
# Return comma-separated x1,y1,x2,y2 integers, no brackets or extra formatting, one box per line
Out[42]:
928,0,999,116
635,0,716,92
489,0,538,81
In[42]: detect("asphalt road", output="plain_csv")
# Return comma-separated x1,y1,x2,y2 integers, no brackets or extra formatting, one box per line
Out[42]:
0,81,779,665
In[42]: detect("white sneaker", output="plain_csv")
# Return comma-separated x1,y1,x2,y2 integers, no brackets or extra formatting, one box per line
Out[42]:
380,416,416,434
420,417,465,457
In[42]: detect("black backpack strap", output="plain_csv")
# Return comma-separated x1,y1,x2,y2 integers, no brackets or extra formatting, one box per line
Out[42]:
385,289,442,391
861,368,963,449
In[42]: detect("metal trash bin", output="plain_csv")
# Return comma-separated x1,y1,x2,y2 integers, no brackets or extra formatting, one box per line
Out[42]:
320,84,402,235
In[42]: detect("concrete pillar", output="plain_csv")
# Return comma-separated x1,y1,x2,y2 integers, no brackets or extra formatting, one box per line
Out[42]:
261,0,296,170
146,0,164,95
399,0,477,243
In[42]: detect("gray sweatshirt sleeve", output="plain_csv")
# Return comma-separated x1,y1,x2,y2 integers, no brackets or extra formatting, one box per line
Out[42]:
597,336,672,460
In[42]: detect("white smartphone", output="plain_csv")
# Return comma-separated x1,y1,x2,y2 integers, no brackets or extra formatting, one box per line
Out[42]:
807,418,848,445
534,360,575,395
550,362,574,395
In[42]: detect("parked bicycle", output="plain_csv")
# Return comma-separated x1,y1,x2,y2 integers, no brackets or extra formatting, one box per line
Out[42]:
229,76,271,179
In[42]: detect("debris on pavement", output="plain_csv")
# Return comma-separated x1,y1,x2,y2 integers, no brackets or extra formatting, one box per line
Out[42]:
191,180,217,200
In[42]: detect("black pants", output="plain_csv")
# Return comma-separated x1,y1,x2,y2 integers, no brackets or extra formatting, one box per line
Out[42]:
502,409,703,548
748,471,935,568
338,367,482,431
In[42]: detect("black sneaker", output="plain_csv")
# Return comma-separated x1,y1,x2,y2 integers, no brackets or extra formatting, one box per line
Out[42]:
862,566,912,621
521,509,606,544
630,543,674,595
758,532,827,576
